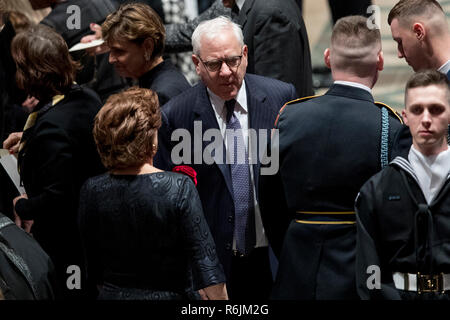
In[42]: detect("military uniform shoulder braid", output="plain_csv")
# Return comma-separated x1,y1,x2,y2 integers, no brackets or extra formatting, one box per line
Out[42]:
274,95,321,128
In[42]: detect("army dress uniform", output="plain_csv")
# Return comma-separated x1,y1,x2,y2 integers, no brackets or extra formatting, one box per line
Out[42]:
259,83,404,299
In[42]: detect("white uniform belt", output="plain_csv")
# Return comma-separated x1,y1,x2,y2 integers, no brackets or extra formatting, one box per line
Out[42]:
393,272,450,293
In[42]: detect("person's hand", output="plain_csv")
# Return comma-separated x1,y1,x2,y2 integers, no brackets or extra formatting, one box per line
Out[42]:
80,23,109,56
3,131,23,154
13,194,34,234
202,283,228,300
22,95,39,112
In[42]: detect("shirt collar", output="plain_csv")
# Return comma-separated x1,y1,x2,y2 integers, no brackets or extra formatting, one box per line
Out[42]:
235,0,245,10
437,60,450,75
334,80,372,94
207,80,247,120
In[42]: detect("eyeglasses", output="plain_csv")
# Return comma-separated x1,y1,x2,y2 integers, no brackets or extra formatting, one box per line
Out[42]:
199,54,243,72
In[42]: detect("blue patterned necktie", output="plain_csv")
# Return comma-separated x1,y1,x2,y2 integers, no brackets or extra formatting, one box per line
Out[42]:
225,99,255,256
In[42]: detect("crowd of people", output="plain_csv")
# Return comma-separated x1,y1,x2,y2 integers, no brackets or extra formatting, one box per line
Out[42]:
0,0,449,301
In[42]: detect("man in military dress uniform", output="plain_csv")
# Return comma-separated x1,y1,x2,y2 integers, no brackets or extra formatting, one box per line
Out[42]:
259,15,405,299
356,70,450,300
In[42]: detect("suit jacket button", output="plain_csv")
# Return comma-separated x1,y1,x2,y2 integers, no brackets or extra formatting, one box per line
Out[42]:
228,215,233,223
225,243,232,250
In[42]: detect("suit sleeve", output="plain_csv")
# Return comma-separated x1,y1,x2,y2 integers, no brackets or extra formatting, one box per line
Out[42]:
258,112,291,258
252,9,313,97
355,178,401,300
15,122,76,221
154,110,174,171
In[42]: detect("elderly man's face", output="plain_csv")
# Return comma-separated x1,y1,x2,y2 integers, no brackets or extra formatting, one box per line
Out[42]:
193,29,248,101
222,0,236,8
403,84,450,155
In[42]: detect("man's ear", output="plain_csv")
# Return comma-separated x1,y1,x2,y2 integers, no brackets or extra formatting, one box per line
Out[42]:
413,23,425,41
143,38,154,59
402,109,409,126
377,50,384,71
324,48,331,69
192,54,201,75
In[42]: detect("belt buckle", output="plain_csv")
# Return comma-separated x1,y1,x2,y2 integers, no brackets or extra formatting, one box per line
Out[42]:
417,273,443,294
232,250,245,258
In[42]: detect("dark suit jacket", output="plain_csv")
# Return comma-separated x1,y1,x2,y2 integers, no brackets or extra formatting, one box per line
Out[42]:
237,0,314,98
138,59,191,106
154,73,297,278
259,84,405,299
14,85,105,298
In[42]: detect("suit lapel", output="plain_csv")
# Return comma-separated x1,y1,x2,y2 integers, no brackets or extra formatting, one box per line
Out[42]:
245,75,274,191
237,0,254,28
193,84,234,197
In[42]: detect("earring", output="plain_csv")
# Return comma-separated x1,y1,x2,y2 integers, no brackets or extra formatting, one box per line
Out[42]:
144,52,150,61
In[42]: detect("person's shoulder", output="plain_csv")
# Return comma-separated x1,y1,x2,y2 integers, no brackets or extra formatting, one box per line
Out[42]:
161,82,203,114
245,73,296,94
374,101,404,124
273,94,321,127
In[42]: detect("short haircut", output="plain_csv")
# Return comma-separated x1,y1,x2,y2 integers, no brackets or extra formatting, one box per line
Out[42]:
102,3,165,59
191,16,244,56
330,15,381,76
405,69,450,105
93,87,161,171
11,24,79,101
388,0,445,25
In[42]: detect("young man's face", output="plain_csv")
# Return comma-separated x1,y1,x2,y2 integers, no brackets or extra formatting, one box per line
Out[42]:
403,84,450,155
390,18,429,72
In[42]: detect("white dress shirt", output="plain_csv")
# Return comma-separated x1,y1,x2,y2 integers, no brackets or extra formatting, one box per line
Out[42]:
207,81,269,248
334,80,372,94
438,60,450,76
408,145,450,204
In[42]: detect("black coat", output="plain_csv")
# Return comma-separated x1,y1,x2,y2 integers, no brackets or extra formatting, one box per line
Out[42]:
138,59,191,106
356,155,450,300
0,213,57,300
14,85,105,299
259,84,404,299
237,0,314,98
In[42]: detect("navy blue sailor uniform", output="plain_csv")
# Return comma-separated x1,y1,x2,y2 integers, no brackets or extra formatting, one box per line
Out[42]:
355,155,450,300
259,83,405,299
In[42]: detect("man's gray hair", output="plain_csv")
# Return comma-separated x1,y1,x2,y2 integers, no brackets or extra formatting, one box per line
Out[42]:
191,16,244,56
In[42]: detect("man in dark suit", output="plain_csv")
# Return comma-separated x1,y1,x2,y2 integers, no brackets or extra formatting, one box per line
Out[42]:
155,16,297,299
259,16,405,299
223,0,313,98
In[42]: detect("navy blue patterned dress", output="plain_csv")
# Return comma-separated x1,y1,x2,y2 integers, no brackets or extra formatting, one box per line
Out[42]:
78,171,225,300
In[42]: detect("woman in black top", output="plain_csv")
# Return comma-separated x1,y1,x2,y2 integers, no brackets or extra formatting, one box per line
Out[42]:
10,25,105,299
101,2,191,106
79,87,227,300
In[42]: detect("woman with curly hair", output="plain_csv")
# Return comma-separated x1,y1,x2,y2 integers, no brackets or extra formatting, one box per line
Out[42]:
78,87,227,300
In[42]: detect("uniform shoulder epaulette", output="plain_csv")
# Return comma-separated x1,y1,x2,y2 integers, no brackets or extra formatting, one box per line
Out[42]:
274,95,321,128
374,101,403,124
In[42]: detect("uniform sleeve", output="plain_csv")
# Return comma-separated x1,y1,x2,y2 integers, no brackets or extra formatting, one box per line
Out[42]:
15,122,75,221
177,177,226,290
355,178,401,300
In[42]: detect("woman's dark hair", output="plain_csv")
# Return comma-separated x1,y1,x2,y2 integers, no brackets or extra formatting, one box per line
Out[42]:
11,24,80,101
93,87,161,170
